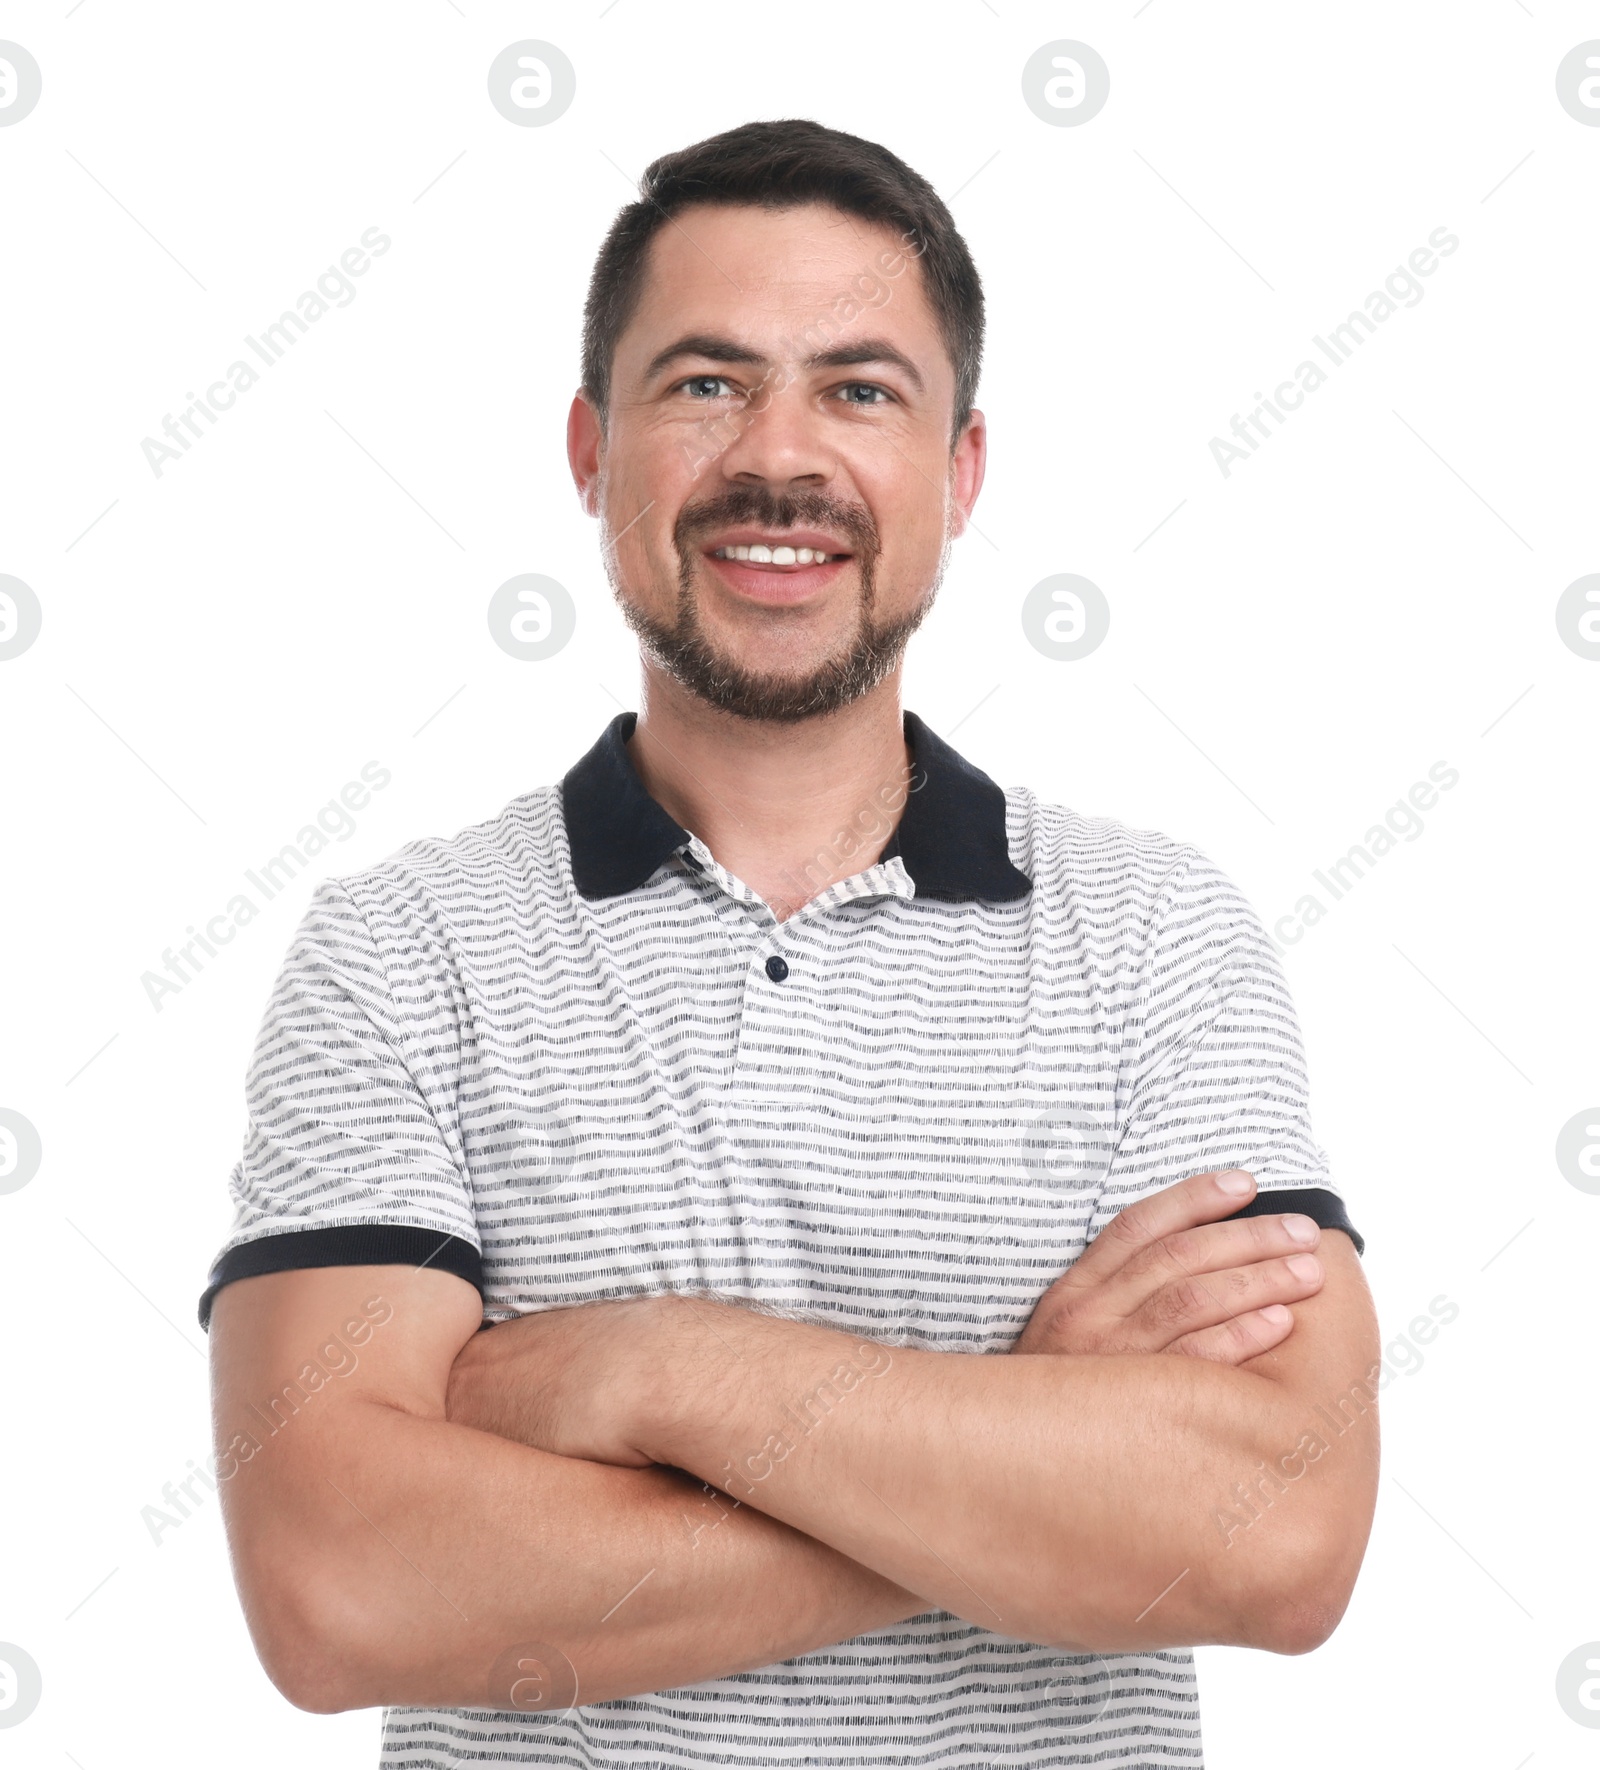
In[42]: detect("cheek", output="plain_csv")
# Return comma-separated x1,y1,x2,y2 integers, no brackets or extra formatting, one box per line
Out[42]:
604,419,695,521
616,531,691,612
870,506,950,599
601,459,687,592
854,452,950,554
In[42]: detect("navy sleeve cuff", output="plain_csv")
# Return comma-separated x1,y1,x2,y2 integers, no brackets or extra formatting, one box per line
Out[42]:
1228,1186,1363,1256
199,1225,484,1328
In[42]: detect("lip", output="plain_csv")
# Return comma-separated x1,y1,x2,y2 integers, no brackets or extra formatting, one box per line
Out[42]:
700,526,855,559
694,528,857,606
700,547,852,605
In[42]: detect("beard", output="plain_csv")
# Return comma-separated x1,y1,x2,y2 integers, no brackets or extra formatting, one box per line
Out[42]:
614,485,941,724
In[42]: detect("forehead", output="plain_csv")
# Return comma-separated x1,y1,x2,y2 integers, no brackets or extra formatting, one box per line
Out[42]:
616,200,945,371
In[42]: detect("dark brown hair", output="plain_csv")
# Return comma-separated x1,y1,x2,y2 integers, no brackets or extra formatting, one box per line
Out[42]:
581,119,984,443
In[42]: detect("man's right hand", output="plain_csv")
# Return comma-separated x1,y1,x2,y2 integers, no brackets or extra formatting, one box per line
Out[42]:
1011,1169,1325,1364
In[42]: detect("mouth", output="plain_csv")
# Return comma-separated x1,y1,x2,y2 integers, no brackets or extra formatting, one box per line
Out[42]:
697,529,856,604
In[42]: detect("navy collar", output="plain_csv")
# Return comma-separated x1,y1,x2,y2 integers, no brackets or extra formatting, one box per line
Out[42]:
561,711,1033,903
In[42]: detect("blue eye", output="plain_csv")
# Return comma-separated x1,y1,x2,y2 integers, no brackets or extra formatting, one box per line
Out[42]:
682,376,733,399
835,383,888,405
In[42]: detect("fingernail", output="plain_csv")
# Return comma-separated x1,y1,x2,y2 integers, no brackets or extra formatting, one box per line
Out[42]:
1283,1214,1318,1244
1261,1304,1292,1326
1287,1253,1321,1281
1215,1170,1254,1197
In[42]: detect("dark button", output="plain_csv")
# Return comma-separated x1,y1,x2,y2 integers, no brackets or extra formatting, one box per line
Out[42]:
764,955,789,983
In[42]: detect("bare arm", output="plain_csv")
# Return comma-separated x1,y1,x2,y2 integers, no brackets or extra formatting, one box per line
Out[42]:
213,1174,1369,1708
208,1263,922,1715
463,1175,1379,1656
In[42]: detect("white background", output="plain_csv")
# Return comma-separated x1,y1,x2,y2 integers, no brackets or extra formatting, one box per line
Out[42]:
2,2,1596,1764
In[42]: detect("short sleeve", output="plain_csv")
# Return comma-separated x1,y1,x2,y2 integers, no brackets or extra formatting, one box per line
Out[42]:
198,878,482,1327
1091,847,1363,1253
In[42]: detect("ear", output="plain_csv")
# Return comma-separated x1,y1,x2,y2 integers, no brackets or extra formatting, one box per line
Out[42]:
568,391,604,515
947,407,987,538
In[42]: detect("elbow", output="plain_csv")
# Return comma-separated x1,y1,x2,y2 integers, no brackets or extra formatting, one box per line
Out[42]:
1239,1401,1379,1656
1256,1583,1352,1657
272,1662,356,1717
1250,1526,1367,1657
259,1626,369,1716
243,1564,384,1714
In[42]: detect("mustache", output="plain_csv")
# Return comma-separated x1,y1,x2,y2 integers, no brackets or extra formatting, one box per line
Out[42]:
673,487,879,560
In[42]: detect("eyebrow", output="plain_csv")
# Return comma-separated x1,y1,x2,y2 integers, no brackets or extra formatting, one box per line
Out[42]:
642,333,926,394
810,339,925,393
643,334,765,380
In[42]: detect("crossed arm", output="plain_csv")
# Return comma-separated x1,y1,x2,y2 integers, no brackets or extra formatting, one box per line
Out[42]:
209,1171,1379,1714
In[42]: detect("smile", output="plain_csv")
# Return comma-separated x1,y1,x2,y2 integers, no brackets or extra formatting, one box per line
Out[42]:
711,544,841,567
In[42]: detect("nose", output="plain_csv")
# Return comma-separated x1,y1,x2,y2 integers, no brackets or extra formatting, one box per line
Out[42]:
714,371,837,492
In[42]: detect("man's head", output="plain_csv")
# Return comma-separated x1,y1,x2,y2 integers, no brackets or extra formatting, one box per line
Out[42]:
568,120,986,724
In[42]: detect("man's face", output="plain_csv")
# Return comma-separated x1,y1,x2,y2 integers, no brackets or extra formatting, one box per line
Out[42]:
570,201,985,721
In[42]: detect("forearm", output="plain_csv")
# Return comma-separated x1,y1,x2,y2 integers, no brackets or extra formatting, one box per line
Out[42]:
225,1398,921,1712
630,1299,1365,1653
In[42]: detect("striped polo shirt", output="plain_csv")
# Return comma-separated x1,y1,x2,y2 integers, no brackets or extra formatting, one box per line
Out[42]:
202,709,1361,1769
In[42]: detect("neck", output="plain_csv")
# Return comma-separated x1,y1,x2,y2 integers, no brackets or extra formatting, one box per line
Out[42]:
625,664,914,921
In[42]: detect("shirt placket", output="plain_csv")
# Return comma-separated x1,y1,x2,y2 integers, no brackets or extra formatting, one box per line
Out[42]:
675,838,777,1086
678,836,917,1101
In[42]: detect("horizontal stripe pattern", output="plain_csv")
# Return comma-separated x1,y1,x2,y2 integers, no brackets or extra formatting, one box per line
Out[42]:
209,765,1353,1767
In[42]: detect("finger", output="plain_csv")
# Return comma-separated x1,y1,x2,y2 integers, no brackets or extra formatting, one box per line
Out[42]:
1167,1304,1296,1365
1115,1211,1321,1296
1130,1251,1325,1346
1071,1169,1258,1283
1082,1212,1320,1324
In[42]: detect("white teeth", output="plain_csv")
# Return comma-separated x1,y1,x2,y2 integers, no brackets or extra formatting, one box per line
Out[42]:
712,544,835,564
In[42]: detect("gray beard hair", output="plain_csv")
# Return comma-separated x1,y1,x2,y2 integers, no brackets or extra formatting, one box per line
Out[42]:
616,543,943,725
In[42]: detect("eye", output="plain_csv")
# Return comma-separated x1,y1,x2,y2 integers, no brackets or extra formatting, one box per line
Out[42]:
678,375,738,400
833,382,891,406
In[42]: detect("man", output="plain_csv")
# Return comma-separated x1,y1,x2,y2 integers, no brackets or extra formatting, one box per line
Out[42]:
204,120,1378,1767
